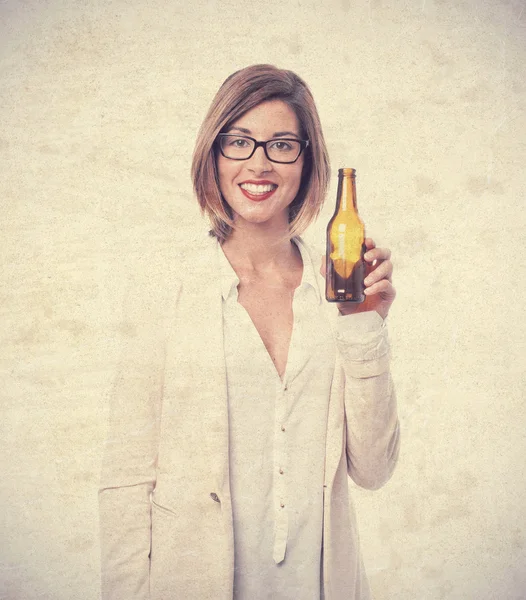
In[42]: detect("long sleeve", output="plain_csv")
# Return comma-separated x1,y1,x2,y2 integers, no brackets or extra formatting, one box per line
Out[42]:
98,273,178,599
335,310,401,491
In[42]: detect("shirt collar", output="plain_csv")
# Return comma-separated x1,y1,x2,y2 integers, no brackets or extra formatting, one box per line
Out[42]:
292,236,322,302
217,239,240,301
216,236,322,303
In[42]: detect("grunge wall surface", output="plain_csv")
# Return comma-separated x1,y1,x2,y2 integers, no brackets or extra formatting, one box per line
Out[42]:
1,1,525,598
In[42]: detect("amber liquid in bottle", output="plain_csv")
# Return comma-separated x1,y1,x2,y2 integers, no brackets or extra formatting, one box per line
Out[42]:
325,168,365,303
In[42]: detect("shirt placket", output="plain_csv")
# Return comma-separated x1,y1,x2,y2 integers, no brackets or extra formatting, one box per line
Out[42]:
273,376,289,564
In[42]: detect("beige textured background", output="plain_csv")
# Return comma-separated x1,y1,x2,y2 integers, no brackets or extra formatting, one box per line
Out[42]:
1,0,525,598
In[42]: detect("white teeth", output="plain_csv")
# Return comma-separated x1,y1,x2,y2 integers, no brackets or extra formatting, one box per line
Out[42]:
240,183,277,194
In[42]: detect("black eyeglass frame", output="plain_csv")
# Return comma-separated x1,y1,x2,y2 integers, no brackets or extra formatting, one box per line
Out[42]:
216,133,310,164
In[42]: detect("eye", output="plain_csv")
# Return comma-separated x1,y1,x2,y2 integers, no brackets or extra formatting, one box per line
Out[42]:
269,139,295,152
227,136,251,148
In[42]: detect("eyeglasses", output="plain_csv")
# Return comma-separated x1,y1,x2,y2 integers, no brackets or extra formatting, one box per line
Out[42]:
216,134,309,164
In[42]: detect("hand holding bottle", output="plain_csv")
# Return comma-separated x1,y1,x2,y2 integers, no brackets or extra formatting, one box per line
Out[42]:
321,237,395,319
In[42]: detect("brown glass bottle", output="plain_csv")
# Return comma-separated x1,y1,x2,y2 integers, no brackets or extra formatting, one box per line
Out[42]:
325,168,365,303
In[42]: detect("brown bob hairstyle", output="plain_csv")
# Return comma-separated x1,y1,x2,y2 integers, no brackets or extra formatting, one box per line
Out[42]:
191,64,331,242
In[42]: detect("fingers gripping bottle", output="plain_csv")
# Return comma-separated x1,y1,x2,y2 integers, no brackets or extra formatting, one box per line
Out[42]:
325,168,365,303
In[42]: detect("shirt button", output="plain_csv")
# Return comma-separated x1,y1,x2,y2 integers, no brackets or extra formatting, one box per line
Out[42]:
281,425,286,432
280,502,285,508
279,468,284,475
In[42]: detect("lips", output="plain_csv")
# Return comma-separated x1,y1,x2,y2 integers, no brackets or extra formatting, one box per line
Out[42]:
239,180,278,202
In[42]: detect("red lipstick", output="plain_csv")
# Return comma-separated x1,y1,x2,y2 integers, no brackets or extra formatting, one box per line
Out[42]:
238,180,278,202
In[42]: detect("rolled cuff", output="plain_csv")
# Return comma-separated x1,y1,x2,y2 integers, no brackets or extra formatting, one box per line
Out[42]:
335,311,390,378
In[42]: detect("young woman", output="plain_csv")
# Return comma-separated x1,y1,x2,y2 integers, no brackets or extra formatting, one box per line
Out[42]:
99,64,400,600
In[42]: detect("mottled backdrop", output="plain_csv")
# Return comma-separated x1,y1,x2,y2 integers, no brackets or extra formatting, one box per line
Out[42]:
1,0,525,598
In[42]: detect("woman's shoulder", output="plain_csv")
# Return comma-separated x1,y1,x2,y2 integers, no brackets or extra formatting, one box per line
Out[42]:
293,235,325,283
293,234,324,259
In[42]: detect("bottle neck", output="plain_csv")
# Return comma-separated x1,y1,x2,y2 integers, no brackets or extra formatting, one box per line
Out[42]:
335,174,358,212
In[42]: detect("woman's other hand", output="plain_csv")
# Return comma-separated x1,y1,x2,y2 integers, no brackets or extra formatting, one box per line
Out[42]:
321,238,396,320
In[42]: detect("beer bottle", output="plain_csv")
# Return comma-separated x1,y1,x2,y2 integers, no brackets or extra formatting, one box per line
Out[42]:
325,168,365,303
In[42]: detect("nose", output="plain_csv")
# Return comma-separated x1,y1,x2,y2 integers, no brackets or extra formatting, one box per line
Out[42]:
246,144,273,174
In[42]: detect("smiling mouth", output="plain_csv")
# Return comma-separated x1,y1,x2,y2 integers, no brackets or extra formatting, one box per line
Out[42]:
239,182,278,202
239,182,278,195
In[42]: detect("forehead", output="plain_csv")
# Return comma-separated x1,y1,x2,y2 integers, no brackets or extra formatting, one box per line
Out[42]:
228,99,300,135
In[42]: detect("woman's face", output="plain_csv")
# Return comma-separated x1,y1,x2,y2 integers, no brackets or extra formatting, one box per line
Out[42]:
217,99,304,232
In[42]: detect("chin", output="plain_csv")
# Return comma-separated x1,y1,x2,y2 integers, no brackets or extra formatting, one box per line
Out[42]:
235,207,290,227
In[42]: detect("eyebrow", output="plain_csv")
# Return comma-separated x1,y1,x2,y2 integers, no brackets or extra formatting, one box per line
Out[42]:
227,126,301,139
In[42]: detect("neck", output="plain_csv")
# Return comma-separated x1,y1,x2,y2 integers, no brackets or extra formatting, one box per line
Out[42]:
221,219,297,274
